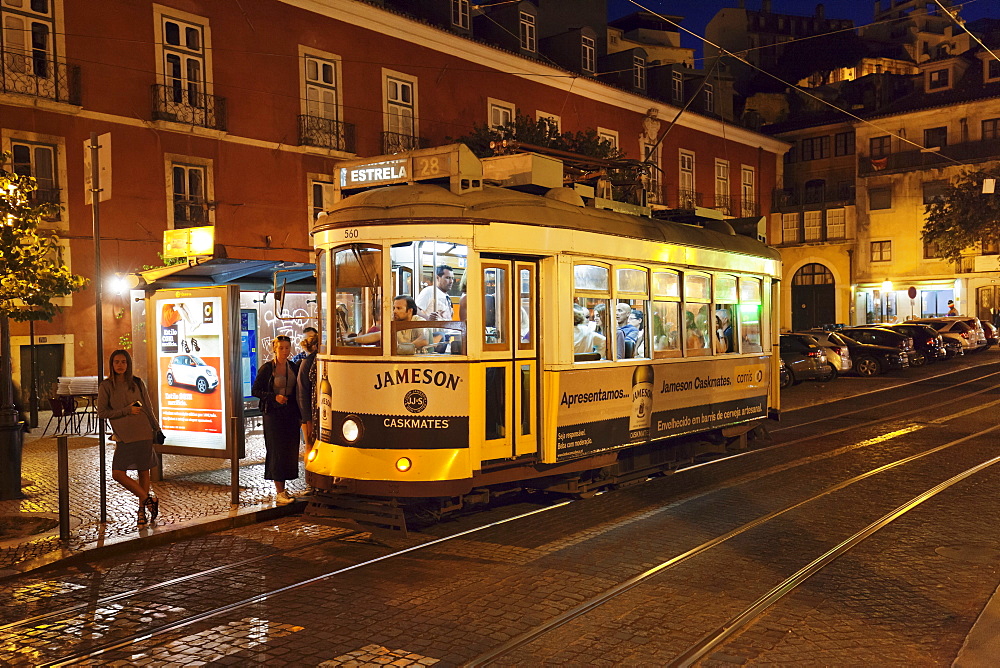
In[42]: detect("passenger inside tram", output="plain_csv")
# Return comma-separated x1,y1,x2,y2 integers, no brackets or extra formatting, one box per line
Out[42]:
574,303,607,359
346,295,432,353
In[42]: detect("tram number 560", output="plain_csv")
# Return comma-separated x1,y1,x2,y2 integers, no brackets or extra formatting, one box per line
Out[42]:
344,228,359,239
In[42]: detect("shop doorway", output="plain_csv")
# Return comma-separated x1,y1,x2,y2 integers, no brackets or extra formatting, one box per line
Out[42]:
976,286,1000,326
20,343,64,402
791,263,835,330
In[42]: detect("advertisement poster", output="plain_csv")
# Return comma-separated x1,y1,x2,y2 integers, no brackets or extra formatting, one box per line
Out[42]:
155,293,227,450
555,358,770,461
325,361,469,449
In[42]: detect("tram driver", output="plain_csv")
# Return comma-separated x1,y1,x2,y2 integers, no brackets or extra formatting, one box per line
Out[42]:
346,296,431,353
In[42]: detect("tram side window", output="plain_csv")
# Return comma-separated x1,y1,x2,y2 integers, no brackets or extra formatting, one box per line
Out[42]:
684,273,712,356
573,263,610,362
715,274,738,354
390,240,468,356
615,266,649,360
651,270,681,358
740,277,764,353
333,244,382,353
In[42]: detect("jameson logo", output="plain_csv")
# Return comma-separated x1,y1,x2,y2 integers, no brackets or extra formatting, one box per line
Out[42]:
373,368,462,391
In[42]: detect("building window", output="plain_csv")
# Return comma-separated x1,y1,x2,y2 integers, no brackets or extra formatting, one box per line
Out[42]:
304,54,340,122
489,98,514,129
581,35,595,73
923,238,941,259
519,12,536,52
982,238,1000,255
384,71,417,151
870,135,891,158
311,179,334,221
633,55,646,89
679,150,695,207
804,211,823,241
834,131,855,156
10,140,57,208
782,213,800,243
800,136,830,161
172,162,209,229
451,0,470,30
597,128,618,151
922,180,948,204
924,126,947,149
162,16,206,107
741,166,756,216
871,240,891,262
827,208,846,239
671,71,683,102
704,83,714,113
537,111,560,133
714,159,729,210
869,187,892,210
928,68,949,89
989,59,1000,81
644,142,660,204
1,0,54,79
982,118,999,141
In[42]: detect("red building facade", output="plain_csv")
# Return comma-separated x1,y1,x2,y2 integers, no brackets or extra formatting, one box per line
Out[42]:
1,0,786,388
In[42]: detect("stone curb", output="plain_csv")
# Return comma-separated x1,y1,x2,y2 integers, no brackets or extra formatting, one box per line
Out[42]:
0,498,308,580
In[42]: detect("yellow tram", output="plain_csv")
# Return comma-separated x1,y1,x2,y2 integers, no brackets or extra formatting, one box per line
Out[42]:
305,145,781,527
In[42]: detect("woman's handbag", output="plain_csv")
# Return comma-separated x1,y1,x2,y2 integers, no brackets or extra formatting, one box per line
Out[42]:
154,429,166,445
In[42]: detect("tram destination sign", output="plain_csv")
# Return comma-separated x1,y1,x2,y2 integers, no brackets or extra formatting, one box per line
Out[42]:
335,144,482,198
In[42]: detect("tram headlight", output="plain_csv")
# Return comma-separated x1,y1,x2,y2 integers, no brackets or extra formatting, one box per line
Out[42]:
306,447,319,463
342,416,363,443
396,457,412,472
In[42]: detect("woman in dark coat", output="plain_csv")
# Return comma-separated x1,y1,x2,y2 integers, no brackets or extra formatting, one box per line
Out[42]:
252,335,301,504
295,329,319,448
97,349,161,527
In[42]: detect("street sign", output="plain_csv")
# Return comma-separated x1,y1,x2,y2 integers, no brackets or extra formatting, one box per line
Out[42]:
83,133,112,204
907,286,917,299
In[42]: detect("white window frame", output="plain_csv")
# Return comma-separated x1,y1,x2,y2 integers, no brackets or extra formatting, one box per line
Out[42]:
3,129,67,231
536,111,560,133
633,55,646,89
741,165,756,216
679,150,695,207
298,45,342,123
581,35,595,73
154,6,213,106
782,213,800,243
826,208,846,239
382,68,418,139
165,153,214,230
451,0,470,30
309,174,335,224
488,97,514,129
704,82,714,113
804,211,823,241
714,159,729,208
1,0,57,79
519,11,536,52
671,71,683,102
597,127,618,151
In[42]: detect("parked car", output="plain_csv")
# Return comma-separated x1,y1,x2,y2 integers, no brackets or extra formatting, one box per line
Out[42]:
841,326,918,366
793,330,852,372
882,323,947,365
910,319,980,355
779,334,837,384
779,357,792,389
166,354,220,393
919,316,989,352
835,333,910,376
981,320,998,348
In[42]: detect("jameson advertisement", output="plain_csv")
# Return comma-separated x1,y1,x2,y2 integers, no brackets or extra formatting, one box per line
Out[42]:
555,358,769,461
328,363,469,449
154,293,227,450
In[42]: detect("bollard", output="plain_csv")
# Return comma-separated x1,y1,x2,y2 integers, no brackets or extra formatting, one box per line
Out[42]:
57,435,70,541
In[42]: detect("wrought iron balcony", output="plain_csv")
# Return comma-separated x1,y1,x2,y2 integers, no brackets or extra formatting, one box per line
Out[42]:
858,138,1000,176
772,185,855,209
737,198,761,217
709,194,735,216
381,131,426,154
151,84,226,131
672,188,702,210
173,199,210,228
298,115,356,153
0,48,80,104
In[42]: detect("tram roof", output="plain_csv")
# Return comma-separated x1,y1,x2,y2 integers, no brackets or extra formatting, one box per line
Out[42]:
315,183,781,263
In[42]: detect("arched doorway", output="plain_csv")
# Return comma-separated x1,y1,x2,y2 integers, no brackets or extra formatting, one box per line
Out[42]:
792,263,835,330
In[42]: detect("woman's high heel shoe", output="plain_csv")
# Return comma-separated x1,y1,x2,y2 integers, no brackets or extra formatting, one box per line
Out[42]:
137,507,148,528
144,494,159,521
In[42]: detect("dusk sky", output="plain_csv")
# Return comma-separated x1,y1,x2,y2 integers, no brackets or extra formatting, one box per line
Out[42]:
607,0,996,55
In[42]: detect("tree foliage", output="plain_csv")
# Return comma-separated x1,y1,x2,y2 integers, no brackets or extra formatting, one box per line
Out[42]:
922,167,1000,263
0,152,87,322
451,114,624,160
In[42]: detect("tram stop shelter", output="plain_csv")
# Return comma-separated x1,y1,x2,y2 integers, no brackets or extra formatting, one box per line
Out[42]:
128,253,316,501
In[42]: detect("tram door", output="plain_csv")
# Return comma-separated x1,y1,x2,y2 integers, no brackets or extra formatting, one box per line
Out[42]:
481,259,539,461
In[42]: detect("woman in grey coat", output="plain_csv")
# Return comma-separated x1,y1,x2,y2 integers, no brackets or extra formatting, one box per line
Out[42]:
97,349,161,527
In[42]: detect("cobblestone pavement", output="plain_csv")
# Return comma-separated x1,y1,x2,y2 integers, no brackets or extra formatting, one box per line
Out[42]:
2,353,999,666
0,420,309,574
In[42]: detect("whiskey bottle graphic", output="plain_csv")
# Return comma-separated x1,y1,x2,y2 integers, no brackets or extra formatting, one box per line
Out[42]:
319,363,334,443
629,364,654,438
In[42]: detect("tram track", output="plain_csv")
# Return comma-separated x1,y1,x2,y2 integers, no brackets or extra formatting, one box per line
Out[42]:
466,421,1000,666
6,364,997,666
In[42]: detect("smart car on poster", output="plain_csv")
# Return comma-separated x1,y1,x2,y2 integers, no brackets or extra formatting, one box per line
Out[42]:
166,354,220,393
